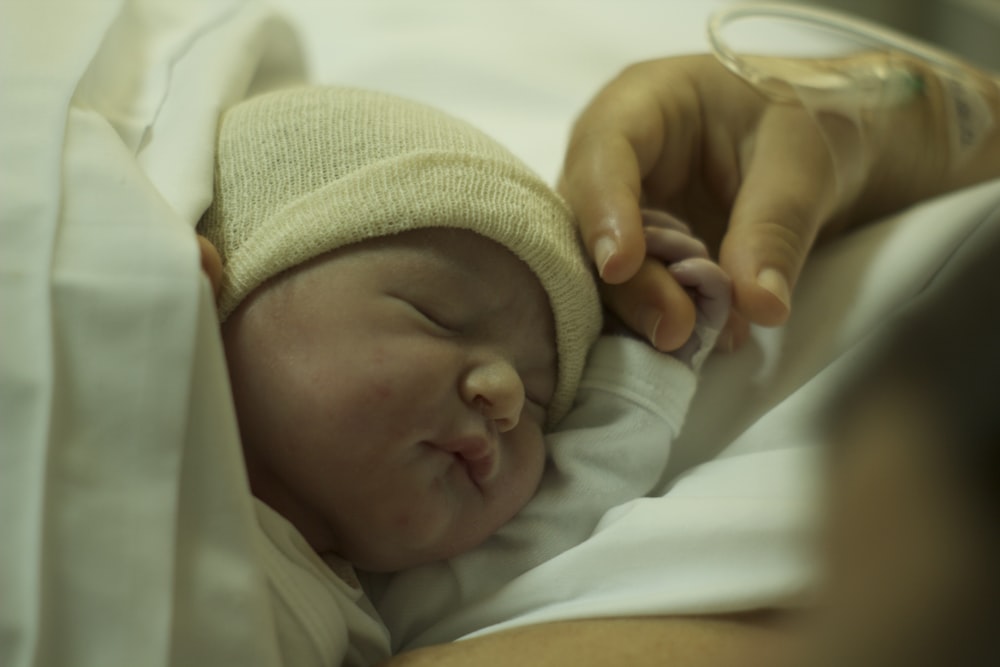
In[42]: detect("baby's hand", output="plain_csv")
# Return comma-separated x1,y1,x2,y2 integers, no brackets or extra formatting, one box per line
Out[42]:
643,210,732,371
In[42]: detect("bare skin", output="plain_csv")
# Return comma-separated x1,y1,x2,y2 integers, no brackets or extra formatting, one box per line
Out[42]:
378,611,807,667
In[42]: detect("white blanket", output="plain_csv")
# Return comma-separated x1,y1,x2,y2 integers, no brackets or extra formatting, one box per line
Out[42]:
3,0,999,664
1,1,303,665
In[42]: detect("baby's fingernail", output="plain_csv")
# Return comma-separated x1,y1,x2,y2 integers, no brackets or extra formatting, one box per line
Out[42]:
594,235,618,279
757,268,791,311
639,307,663,348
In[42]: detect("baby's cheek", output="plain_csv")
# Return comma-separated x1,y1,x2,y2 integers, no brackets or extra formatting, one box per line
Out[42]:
388,506,420,536
367,380,394,401
505,426,548,505
353,490,456,570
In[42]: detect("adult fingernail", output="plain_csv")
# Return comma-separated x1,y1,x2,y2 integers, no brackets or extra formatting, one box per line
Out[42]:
639,307,663,349
594,235,618,280
757,268,791,312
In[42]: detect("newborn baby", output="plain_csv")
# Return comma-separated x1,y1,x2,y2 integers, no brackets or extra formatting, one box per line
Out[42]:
198,85,728,665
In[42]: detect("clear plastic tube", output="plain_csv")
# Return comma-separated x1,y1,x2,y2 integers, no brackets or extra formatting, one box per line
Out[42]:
707,2,996,184
707,2,974,112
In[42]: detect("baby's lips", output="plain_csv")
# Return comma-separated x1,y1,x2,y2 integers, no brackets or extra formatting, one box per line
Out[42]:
434,436,498,488
461,455,498,488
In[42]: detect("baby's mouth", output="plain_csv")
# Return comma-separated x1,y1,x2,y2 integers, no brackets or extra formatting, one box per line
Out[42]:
458,452,496,489
428,436,498,489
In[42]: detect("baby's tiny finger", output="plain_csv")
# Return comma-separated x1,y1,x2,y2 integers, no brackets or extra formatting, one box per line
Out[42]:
669,258,732,332
668,258,731,302
641,209,692,234
644,227,710,264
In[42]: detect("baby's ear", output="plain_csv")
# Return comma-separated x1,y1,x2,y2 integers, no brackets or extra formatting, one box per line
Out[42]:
197,234,223,302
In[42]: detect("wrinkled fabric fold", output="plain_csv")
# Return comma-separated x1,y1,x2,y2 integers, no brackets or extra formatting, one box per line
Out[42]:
0,2,305,665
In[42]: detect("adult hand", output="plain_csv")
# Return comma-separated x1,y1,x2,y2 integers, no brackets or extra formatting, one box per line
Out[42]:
560,53,1000,351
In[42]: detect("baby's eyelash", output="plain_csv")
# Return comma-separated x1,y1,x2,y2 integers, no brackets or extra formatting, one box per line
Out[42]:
406,299,457,334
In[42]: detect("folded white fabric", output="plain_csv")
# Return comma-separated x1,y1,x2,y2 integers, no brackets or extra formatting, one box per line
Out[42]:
0,2,304,665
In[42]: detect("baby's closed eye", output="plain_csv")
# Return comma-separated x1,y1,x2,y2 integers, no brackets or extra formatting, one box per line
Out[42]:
389,293,462,335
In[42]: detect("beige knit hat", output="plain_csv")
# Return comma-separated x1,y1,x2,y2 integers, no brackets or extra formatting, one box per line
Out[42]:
198,85,601,424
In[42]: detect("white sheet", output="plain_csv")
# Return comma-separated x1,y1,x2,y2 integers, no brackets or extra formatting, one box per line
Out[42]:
269,0,732,184
3,0,999,664
1,1,302,665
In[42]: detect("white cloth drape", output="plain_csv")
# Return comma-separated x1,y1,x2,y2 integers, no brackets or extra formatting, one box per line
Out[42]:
0,2,304,665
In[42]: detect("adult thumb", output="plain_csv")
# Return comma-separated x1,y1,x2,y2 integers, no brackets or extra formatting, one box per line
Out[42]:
720,107,842,327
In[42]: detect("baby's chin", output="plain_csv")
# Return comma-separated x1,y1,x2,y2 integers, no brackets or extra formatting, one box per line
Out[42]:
347,526,495,573
343,504,511,573
338,462,538,571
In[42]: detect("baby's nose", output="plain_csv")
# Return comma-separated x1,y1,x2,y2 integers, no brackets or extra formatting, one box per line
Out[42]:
461,358,525,433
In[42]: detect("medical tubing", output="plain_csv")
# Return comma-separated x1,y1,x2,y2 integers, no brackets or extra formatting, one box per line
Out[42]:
707,2,976,104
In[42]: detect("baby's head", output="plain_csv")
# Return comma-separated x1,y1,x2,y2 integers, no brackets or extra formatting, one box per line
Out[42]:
199,86,601,571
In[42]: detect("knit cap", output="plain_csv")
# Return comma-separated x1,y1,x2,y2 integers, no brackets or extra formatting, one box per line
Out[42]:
198,85,602,425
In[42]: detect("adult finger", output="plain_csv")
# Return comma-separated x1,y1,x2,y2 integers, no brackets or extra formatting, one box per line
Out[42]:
561,62,698,285
559,131,647,284
601,257,696,352
720,105,842,327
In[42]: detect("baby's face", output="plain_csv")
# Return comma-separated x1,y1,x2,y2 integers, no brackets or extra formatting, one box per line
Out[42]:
222,228,556,572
